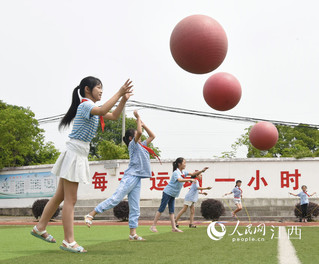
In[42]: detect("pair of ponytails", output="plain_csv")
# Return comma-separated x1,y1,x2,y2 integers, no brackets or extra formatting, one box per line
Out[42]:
59,76,102,130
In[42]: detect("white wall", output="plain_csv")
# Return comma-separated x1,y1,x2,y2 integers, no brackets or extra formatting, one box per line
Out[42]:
1,158,318,208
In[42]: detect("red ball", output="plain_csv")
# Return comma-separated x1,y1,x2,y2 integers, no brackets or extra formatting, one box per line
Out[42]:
249,122,279,150
203,72,242,111
170,14,228,74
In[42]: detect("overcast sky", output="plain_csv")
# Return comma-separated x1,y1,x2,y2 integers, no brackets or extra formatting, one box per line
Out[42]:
1,0,318,159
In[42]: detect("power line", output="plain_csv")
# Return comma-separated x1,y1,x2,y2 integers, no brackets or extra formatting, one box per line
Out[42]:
37,100,319,129
128,100,319,129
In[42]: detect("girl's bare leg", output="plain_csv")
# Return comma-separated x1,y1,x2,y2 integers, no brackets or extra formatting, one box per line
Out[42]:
62,179,78,244
233,203,242,215
170,213,182,232
35,179,64,239
152,211,161,227
87,210,98,218
175,205,188,223
189,205,195,225
169,213,176,229
150,211,162,232
130,228,136,236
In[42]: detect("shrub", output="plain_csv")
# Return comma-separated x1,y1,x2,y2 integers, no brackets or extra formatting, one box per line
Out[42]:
201,199,225,221
113,200,129,221
32,199,60,220
294,202,319,221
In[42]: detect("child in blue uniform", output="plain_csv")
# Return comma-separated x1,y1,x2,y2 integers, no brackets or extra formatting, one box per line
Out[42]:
224,180,243,218
289,185,316,222
175,173,212,228
150,158,208,233
85,110,155,240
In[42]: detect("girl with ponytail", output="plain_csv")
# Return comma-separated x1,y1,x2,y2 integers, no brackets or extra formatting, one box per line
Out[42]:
31,76,133,253
150,158,208,233
224,180,243,218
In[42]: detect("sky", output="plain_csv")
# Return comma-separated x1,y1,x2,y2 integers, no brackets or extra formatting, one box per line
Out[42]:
1,0,319,159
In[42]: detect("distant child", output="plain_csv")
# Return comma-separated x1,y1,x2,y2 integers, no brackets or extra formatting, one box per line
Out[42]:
150,157,208,233
289,185,316,222
224,180,243,218
175,173,212,228
84,111,155,240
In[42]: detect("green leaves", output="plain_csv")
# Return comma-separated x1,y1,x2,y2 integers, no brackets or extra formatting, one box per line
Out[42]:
97,140,129,160
223,124,319,158
0,101,59,169
89,114,160,160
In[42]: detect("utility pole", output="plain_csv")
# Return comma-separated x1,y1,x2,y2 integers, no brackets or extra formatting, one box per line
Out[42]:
121,106,126,144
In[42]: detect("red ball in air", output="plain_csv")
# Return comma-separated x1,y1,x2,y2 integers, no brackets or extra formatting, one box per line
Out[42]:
249,122,279,150
203,72,242,111
170,14,228,74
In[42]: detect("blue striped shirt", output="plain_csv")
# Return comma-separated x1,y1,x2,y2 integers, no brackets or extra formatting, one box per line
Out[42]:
69,99,99,142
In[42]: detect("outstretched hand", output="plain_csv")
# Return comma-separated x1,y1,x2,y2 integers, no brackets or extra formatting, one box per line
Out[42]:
202,167,209,173
119,79,133,97
123,91,133,101
134,110,140,119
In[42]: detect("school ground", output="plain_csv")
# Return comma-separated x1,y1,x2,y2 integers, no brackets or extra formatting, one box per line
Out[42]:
0,217,319,264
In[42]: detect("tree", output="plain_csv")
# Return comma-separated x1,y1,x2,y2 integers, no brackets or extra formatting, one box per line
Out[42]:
89,114,161,160
90,114,136,158
96,140,129,160
222,124,319,159
0,101,60,169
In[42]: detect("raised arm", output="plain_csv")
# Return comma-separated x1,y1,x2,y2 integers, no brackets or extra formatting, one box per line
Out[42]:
104,92,133,121
198,186,212,196
223,192,232,197
311,192,317,197
289,192,298,197
142,122,155,145
188,167,209,177
177,178,196,183
133,110,142,143
198,186,212,191
91,79,133,116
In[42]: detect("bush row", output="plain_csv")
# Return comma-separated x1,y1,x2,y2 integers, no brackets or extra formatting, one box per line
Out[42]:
31,199,319,222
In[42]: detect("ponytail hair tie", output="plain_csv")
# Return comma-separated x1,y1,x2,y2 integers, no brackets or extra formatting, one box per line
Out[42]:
77,86,82,100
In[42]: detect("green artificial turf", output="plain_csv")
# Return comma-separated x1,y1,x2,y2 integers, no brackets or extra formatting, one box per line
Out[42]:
0,224,279,264
289,227,319,264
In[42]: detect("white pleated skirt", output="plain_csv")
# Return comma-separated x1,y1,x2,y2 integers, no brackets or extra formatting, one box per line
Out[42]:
51,138,90,184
